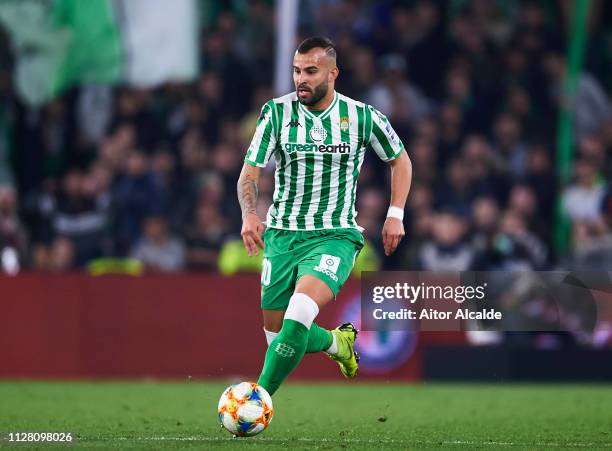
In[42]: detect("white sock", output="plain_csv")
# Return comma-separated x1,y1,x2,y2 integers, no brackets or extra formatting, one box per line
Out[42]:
326,333,338,355
284,293,319,329
263,328,279,346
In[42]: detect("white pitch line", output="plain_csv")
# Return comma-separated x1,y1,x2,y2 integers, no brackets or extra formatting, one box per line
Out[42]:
444,440,605,448
79,436,611,447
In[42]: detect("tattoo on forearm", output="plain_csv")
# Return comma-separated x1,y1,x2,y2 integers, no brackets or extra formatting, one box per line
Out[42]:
238,175,258,218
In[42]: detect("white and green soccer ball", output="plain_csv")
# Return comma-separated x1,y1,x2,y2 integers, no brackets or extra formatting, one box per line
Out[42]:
218,382,274,437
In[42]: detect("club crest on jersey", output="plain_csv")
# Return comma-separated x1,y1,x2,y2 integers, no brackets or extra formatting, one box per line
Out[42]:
340,117,350,132
309,125,328,142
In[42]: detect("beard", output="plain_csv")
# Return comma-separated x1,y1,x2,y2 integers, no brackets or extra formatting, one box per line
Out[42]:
297,81,328,107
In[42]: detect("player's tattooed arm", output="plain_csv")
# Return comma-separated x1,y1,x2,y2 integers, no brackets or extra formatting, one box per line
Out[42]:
238,164,260,219
238,163,265,256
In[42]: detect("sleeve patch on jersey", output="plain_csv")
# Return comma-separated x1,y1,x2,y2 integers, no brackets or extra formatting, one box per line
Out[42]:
385,122,401,147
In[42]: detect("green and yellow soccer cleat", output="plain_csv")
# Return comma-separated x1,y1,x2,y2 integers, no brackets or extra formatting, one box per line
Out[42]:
328,323,360,379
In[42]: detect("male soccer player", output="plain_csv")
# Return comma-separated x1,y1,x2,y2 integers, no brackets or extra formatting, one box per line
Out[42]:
237,37,412,396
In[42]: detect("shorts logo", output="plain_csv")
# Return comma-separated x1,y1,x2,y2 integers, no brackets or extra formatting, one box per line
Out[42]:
309,125,328,142
275,342,295,358
314,254,341,282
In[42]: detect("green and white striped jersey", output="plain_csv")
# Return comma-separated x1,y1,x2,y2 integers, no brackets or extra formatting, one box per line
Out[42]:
245,91,404,231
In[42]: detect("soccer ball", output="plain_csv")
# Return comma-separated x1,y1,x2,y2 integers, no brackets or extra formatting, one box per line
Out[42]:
218,382,274,437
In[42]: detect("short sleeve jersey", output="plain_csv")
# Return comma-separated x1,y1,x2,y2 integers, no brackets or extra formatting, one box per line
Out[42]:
245,91,404,230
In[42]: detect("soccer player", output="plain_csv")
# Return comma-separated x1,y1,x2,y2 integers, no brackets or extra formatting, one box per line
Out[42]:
237,37,412,396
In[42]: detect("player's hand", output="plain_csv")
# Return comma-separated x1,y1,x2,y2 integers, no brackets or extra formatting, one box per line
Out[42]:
382,217,405,256
241,212,265,256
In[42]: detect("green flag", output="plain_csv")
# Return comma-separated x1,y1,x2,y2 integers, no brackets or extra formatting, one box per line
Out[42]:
0,0,198,107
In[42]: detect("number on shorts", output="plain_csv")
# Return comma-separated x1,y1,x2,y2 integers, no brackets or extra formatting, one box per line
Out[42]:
261,258,272,286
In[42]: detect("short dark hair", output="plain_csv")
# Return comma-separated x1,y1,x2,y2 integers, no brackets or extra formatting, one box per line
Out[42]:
297,36,337,59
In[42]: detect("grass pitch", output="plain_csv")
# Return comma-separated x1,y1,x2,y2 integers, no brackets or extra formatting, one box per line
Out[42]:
1,381,611,449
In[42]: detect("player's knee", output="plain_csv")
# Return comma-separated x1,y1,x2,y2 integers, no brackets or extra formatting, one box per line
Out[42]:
284,293,319,329
295,275,334,307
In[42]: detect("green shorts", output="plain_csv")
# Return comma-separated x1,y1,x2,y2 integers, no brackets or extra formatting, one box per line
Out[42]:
260,227,364,311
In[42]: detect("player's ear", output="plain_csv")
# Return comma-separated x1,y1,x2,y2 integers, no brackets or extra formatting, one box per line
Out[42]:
329,67,339,82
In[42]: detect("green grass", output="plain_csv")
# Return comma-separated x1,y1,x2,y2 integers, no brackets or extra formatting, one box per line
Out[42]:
0,381,611,450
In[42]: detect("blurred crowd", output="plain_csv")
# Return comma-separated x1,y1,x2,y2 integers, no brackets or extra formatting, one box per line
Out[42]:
0,0,611,275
